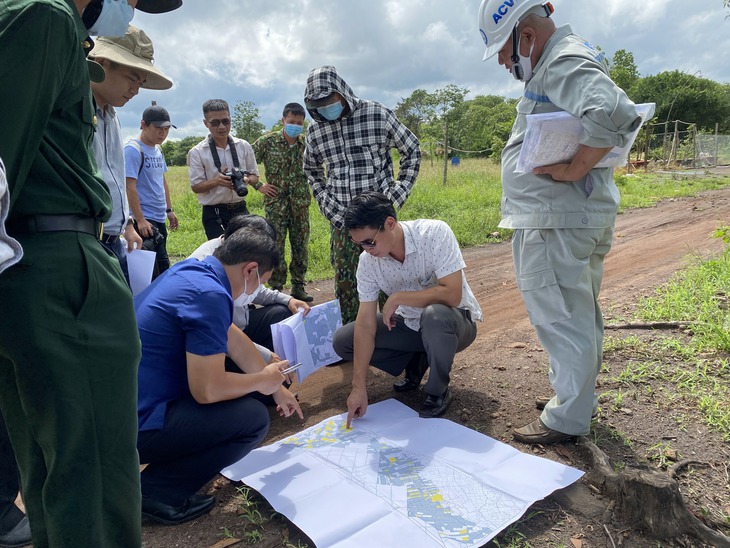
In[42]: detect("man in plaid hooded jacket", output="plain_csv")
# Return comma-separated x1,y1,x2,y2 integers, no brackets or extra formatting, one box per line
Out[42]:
303,65,421,324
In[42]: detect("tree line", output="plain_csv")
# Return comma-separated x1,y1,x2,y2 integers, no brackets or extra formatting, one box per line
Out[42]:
161,49,730,167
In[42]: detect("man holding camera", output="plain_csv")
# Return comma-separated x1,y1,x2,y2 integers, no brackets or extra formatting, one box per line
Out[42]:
125,103,179,278
188,99,260,240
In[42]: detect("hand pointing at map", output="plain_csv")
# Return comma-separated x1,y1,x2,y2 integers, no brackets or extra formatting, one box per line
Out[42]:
346,386,368,428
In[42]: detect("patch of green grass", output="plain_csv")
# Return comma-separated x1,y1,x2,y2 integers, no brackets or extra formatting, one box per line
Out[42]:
164,161,730,285
603,233,730,440
636,249,730,352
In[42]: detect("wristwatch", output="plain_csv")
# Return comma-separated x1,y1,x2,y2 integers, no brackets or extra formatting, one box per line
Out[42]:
253,181,263,191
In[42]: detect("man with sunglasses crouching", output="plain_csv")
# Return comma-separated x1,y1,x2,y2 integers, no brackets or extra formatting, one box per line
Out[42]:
333,191,482,423
188,99,261,239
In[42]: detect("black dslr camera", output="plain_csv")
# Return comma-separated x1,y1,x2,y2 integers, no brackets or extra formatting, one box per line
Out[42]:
226,167,252,197
141,224,165,251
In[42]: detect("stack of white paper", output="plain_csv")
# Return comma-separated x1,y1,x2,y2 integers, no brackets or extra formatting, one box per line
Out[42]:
516,102,656,172
270,299,342,382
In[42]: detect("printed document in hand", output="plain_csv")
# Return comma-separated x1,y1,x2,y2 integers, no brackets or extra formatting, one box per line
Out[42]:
222,399,584,548
516,102,656,172
270,299,342,383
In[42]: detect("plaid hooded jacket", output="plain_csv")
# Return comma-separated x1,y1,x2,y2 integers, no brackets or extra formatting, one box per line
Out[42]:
303,66,421,229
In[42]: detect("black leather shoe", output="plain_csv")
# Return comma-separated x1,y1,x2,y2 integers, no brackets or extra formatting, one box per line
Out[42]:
419,388,453,418
393,353,429,392
142,494,215,525
0,516,31,548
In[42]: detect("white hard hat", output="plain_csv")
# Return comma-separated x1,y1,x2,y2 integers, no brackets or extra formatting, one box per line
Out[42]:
478,0,554,61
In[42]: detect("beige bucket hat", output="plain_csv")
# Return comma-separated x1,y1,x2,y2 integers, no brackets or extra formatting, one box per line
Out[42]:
89,26,173,90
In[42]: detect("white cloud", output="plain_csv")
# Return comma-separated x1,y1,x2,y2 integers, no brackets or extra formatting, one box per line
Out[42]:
122,0,730,141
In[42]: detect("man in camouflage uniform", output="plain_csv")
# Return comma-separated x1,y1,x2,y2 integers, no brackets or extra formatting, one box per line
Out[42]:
252,102,313,302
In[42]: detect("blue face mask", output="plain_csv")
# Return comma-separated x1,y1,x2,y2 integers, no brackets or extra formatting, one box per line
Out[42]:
284,124,303,138
317,100,344,121
89,0,134,37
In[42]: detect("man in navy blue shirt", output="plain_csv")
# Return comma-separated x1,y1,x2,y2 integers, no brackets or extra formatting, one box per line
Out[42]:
135,226,303,525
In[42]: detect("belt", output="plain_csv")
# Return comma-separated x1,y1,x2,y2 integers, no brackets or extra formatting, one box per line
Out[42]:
6,214,102,238
100,233,121,245
205,202,246,210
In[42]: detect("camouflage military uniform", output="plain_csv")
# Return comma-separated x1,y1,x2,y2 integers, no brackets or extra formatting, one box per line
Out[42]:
330,225,361,324
252,130,311,290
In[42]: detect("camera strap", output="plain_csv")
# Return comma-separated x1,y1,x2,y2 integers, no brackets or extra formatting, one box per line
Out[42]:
208,136,241,173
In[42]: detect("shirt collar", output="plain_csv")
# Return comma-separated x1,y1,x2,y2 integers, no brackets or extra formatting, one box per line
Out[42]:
533,24,573,75
402,222,417,257
201,256,232,296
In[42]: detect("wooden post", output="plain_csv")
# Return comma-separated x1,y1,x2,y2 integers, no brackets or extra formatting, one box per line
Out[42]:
670,120,679,165
715,123,720,167
662,121,669,165
442,118,449,186
645,123,651,172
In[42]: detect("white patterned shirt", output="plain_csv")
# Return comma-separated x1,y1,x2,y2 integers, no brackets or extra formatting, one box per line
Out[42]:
356,219,482,331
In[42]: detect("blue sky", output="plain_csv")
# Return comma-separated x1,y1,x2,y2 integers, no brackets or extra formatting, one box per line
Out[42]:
120,0,730,142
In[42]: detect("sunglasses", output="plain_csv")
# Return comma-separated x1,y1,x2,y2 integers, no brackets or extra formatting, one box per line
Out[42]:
207,117,231,127
352,226,382,248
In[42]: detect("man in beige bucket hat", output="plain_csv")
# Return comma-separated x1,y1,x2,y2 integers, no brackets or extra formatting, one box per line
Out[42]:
88,25,173,282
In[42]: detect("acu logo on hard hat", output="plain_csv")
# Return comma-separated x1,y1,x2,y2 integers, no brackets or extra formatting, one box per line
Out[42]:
492,0,517,25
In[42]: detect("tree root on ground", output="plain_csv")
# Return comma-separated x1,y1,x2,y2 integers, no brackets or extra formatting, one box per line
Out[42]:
575,438,730,547
605,321,696,330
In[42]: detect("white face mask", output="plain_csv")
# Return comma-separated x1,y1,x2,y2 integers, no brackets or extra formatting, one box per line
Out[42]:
234,269,262,308
88,0,134,37
511,36,535,82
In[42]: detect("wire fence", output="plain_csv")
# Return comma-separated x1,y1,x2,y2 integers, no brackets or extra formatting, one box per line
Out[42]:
633,120,730,169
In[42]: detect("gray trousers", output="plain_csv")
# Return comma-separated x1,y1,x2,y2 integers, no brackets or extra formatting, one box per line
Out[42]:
333,304,477,396
513,226,614,436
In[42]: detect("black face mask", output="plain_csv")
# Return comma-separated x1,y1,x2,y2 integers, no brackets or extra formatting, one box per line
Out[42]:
81,0,103,29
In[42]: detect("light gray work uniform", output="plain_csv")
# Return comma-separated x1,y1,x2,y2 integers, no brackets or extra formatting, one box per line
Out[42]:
500,25,641,435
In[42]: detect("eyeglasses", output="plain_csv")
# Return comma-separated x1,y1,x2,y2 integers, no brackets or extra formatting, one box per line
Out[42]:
207,117,231,127
352,226,382,248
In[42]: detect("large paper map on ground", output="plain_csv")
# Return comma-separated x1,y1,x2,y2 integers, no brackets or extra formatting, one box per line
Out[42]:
222,399,583,547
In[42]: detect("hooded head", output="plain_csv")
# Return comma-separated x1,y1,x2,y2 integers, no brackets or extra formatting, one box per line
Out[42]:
303,66,360,123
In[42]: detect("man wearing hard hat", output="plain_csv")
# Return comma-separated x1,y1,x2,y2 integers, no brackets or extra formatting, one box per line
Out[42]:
478,1,641,445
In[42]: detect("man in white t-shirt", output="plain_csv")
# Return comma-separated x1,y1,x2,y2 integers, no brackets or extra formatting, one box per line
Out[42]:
333,191,482,423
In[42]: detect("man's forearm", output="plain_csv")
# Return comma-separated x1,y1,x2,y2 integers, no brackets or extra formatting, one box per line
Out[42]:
351,326,375,390
191,177,220,194
126,183,145,221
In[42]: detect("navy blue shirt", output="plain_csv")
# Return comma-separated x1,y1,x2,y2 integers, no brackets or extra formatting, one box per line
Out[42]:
135,256,233,431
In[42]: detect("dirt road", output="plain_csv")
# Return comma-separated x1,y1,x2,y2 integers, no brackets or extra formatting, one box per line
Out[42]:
143,182,730,548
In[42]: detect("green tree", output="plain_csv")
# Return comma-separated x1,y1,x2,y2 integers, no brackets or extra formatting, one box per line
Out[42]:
231,100,265,144
631,71,730,132
394,89,433,139
161,136,205,166
609,49,640,93
450,95,517,158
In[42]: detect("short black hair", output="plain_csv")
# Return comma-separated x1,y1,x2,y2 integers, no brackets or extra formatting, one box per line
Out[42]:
225,214,277,241
344,191,397,230
213,227,280,273
283,102,305,118
202,99,229,115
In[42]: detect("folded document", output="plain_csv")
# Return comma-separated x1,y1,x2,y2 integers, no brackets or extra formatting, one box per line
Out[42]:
270,299,342,383
516,102,656,173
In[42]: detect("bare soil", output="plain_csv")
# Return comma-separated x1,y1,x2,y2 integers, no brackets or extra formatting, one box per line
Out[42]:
142,178,730,548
